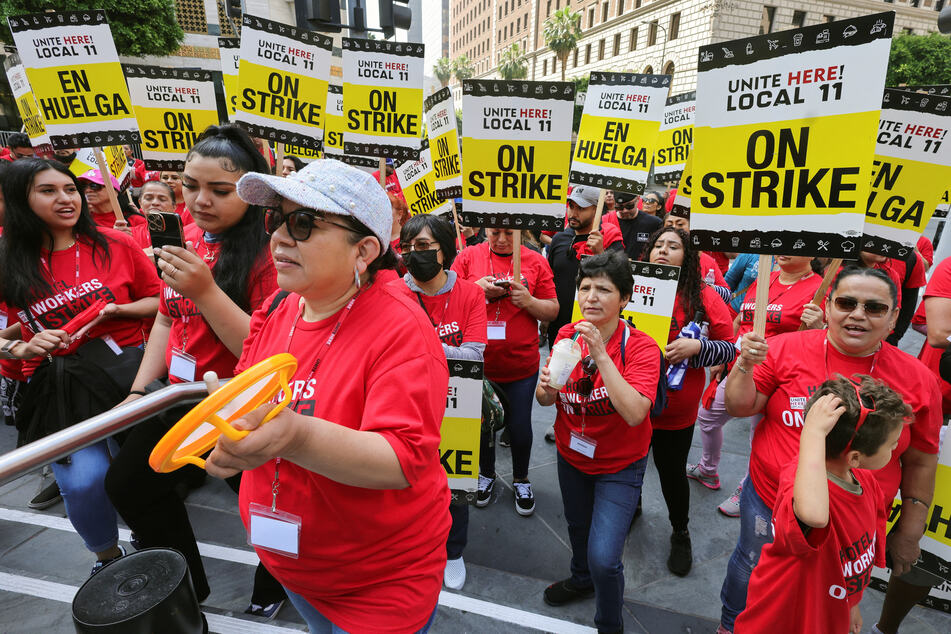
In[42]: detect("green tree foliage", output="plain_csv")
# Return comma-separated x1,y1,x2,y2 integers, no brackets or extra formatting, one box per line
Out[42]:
434,57,453,87
453,55,475,82
498,43,527,80
543,6,582,82
886,33,951,87
0,1,184,58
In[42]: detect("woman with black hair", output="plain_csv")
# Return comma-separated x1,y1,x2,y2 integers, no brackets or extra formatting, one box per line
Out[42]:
0,158,160,574
104,124,279,604
281,155,305,177
643,227,735,577
393,213,487,590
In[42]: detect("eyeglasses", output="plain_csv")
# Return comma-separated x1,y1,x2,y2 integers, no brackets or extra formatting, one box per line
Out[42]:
617,200,638,211
832,296,891,318
642,197,661,205
264,207,364,242
575,355,598,399
84,182,104,192
398,239,440,255
845,379,875,452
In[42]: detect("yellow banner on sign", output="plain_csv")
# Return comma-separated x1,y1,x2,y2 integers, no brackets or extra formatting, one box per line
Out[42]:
431,129,461,184
223,73,238,116
439,416,481,488
29,63,133,125
574,114,657,172
70,145,129,185
462,137,569,204
136,106,218,154
17,91,47,141
343,84,423,138
866,155,947,244
237,60,327,129
570,303,672,351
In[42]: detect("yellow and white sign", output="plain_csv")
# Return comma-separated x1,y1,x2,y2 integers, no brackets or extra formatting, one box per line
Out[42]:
653,91,695,186
425,87,462,198
8,10,139,149
671,153,693,217
323,83,378,169
691,12,894,259
570,72,669,195
218,37,240,118
440,360,483,493
342,38,424,161
863,89,951,257
461,80,574,231
69,145,131,188
124,65,218,171
395,139,453,217
4,56,51,150
234,15,332,151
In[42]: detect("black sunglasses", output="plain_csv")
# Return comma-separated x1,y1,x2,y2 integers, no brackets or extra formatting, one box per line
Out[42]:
575,355,598,399
264,207,365,242
832,296,891,318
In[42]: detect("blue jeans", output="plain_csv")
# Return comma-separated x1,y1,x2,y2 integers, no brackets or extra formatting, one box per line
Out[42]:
480,372,538,480
285,589,437,634
719,475,774,630
557,452,648,632
50,438,120,553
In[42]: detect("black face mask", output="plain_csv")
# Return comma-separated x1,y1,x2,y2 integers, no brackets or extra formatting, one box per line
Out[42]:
53,152,76,165
405,249,442,282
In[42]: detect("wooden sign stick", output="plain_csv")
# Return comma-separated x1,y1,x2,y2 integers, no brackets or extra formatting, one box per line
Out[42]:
512,229,522,283
93,147,124,223
450,199,464,251
274,143,285,174
591,188,608,232
797,258,841,331
378,157,387,187
751,254,773,337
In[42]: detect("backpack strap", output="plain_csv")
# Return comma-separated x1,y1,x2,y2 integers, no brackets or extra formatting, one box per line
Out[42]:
266,290,291,316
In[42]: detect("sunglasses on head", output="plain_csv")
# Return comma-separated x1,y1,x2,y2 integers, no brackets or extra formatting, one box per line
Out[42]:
845,379,875,452
832,296,891,318
264,207,365,242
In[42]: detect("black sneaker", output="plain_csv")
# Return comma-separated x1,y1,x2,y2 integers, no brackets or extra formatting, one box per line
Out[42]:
499,428,511,447
28,480,62,510
667,529,693,577
90,545,126,577
543,578,595,606
475,474,495,508
514,481,535,517
245,600,285,621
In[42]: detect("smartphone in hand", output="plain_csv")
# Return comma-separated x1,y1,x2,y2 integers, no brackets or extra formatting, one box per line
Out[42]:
147,212,185,273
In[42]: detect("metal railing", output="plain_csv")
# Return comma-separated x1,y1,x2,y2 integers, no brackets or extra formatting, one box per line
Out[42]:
0,381,218,487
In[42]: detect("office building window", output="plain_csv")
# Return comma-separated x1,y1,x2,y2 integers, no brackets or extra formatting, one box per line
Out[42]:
599,39,605,60
614,33,621,56
648,21,657,46
602,2,608,22
573,48,579,67
792,10,806,28
759,6,776,34
588,8,595,28
630,27,638,51
670,12,680,40
824,14,835,22
618,0,625,15
585,43,591,64
543,59,548,75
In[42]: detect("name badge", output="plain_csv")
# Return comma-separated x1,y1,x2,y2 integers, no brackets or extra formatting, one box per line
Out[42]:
487,321,507,340
169,348,197,381
0,311,7,330
101,334,123,355
569,430,597,458
248,503,300,559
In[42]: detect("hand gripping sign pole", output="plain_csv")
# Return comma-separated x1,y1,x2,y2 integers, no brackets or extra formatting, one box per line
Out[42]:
797,258,842,332
591,188,608,236
93,147,125,223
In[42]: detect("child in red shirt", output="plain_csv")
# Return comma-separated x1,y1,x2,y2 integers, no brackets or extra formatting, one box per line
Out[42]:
735,376,909,634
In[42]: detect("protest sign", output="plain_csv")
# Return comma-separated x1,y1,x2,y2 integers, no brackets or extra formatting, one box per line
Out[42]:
440,359,483,494
323,84,378,168
936,188,950,220
284,144,320,163
218,37,240,117
901,84,951,97
461,80,574,231
3,54,52,152
69,145,131,188
123,65,218,171
570,72,669,195
342,38,425,160
395,139,454,217
425,87,463,198
8,10,139,149
863,89,951,257
654,91,695,186
691,12,894,259
670,153,693,217
234,15,332,150
571,261,680,351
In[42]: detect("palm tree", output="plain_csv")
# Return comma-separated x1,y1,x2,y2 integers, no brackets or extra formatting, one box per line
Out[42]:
453,55,475,83
543,6,582,82
433,57,453,87
498,43,528,80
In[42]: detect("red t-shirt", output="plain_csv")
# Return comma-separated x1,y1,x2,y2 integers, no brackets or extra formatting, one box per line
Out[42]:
735,464,886,634
706,250,730,275
917,256,951,412
750,329,941,509
570,222,624,259
90,210,146,230
389,276,488,347
652,285,733,430
371,169,405,202
14,229,161,376
737,271,823,341
552,320,660,474
917,234,934,267
158,224,276,383
451,242,557,382
236,282,450,633
699,252,727,287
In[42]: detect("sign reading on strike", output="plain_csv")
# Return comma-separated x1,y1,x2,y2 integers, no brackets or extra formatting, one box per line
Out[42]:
8,10,139,149
864,89,951,257
218,37,240,117
323,83,378,169
570,72,669,194
124,65,218,171
425,87,463,198
654,91,695,185
3,55,51,151
234,15,332,150
440,360,483,494
691,12,894,258
571,261,680,351
342,38,425,160
461,80,574,230
395,139,453,217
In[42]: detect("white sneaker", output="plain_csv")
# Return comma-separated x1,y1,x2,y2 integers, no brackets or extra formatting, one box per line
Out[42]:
443,556,466,590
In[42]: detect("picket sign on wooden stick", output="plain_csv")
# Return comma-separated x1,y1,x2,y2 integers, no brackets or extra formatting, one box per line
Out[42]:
591,188,608,233
797,258,842,331
93,147,124,223
274,143,284,174
512,230,522,282
378,158,386,188
752,255,773,337
451,200,465,251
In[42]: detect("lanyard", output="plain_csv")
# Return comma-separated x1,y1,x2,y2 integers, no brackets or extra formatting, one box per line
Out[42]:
39,242,81,287
764,270,814,307
415,291,451,329
178,239,217,352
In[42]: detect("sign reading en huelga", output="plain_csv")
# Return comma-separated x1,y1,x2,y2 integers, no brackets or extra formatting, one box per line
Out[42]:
323,84,379,169
461,80,574,231
3,54,51,151
897,85,951,219
425,87,462,198
342,38,424,161
8,10,139,149
218,37,240,117
654,91,695,185
691,12,894,258
234,15,332,150
863,89,951,257
570,72,669,195
123,65,218,171
440,359,483,494
396,138,454,217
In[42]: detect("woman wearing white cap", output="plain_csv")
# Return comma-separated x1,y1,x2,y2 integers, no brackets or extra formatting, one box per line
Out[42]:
206,159,451,633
